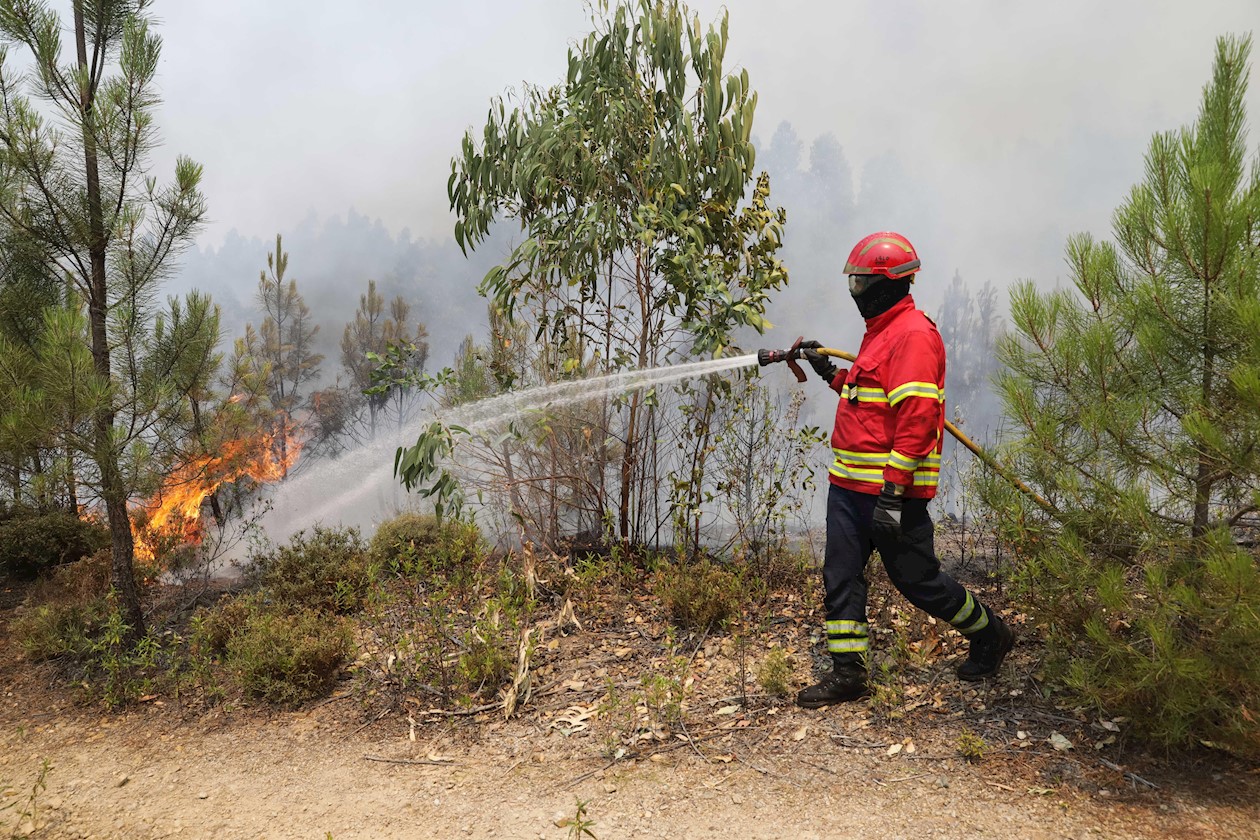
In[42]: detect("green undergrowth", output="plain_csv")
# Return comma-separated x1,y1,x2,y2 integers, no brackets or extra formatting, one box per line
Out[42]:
11,510,824,723
1013,526,1260,758
0,508,109,580
653,557,747,631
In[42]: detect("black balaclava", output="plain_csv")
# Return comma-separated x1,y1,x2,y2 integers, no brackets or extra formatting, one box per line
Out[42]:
852,278,912,320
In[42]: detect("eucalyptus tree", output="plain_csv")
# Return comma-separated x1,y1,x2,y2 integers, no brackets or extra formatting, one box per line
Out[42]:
989,35,1260,752
0,0,208,636
445,0,788,543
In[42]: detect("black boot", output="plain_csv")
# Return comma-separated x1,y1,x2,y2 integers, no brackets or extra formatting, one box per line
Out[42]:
796,661,869,708
957,611,1014,681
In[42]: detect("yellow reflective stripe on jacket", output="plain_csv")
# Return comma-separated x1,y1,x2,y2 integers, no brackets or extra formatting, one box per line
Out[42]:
887,380,945,406
831,465,942,486
831,448,941,484
832,447,889,466
840,384,890,403
832,448,942,467
829,465,941,486
888,449,921,471
829,463,884,484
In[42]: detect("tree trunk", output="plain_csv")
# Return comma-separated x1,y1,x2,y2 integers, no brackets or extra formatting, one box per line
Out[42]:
65,443,79,514
1192,271,1216,544
619,390,639,544
75,2,144,640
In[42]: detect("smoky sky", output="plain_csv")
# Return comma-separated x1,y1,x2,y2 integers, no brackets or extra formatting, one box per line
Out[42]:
145,0,1260,294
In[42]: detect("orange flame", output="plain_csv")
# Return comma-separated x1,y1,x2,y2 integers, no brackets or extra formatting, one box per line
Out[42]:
132,422,302,564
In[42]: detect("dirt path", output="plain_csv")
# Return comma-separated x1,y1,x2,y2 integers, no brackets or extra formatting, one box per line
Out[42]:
3,573,1258,840
3,694,1257,840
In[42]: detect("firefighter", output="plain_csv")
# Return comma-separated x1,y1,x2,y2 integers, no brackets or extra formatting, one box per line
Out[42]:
796,231,1013,708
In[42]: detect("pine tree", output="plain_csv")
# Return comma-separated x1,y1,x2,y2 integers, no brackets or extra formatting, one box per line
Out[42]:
244,235,322,475
991,35,1260,754
339,279,428,438
0,0,208,636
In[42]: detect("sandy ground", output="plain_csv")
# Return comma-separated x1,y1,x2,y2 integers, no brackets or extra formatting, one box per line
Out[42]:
3,567,1258,840
3,689,1258,840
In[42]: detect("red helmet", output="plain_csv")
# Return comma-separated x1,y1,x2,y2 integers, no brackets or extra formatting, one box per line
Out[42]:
843,232,920,280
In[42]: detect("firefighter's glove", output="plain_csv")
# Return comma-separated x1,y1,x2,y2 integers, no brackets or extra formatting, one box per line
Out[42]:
798,340,838,383
872,482,905,540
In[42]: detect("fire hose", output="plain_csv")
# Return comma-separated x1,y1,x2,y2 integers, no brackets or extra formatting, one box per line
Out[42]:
757,337,1057,516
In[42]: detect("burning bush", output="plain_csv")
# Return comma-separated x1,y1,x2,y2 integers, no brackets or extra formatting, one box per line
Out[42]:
131,421,302,565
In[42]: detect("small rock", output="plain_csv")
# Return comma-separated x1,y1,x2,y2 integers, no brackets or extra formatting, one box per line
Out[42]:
935,777,950,789
197,791,208,800
731,794,744,805
603,783,617,794
116,774,130,788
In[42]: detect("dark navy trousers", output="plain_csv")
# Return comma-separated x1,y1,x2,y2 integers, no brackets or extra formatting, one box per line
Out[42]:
823,483,988,666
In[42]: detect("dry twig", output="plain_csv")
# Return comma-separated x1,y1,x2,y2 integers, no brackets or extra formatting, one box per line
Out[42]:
362,755,457,767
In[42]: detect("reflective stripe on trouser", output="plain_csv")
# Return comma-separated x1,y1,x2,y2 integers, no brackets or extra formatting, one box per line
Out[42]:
823,484,990,666
826,619,869,655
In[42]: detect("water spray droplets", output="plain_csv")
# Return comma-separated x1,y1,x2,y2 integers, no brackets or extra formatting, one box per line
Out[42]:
255,353,760,545
441,354,759,433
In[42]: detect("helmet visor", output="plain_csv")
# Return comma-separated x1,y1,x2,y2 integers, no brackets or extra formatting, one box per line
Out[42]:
848,274,881,296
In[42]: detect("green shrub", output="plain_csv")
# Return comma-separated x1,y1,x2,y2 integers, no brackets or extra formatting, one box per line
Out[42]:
1017,530,1260,757
458,628,513,691
757,648,793,696
81,609,164,707
12,598,108,662
13,598,167,707
640,660,688,728
252,526,372,614
957,728,986,763
0,511,110,579
654,558,744,631
192,592,267,655
226,605,353,706
369,512,481,578
751,547,813,596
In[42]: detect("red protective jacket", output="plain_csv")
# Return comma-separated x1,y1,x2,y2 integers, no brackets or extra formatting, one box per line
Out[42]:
825,295,945,499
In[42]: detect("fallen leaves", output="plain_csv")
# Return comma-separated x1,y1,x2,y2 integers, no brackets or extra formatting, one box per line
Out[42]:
550,705,598,736
1047,732,1074,752
886,737,916,757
